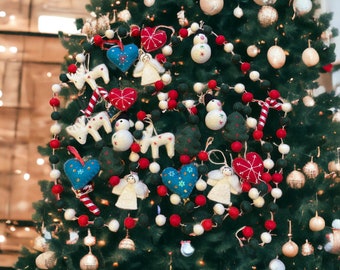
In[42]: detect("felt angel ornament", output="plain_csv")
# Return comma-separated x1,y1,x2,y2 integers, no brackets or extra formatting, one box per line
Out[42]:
112,172,149,210
207,150,242,205
133,52,165,85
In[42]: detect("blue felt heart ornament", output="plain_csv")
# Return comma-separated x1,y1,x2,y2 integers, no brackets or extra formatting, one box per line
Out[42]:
161,163,198,199
106,44,139,72
64,159,100,190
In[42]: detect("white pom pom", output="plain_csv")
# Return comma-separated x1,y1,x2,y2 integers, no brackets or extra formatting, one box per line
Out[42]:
161,73,172,85
193,224,204,235
246,117,258,129
193,82,205,94
248,188,260,200
332,219,340,229
269,258,286,270
249,71,260,81
51,84,61,94
170,194,181,205
108,219,120,232
213,203,225,215
162,45,173,56
282,102,293,113
190,22,200,33
129,152,140,162
278,143,290,155
157,92,168,101
135,120,144,130
149,162,161,173
195,178,207,191
234,83,245,94
76,53,86,63
253,196,265,208
155,214,167,226
64,208,77,220
263,158,275,170
159,100,168,110
223,43,234,53
105,29,115,39
50,123,62,135
271,187,283,199
261,232,272,244
50,169,61,179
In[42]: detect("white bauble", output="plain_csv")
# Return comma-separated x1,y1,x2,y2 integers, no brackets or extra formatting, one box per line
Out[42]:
50,123,62,134
278,143,290,155
200,0,224,15
144,0,155,7
234,83,245,94
332,219,340,229
49,169,61,179
205,109,227,130
162,45,173,56
271,187,283,199
193,82,205,94
64,208,77,220
286,170,306,189
191,43,211,64
254,0,277,5
161,73,172,85
155,214,167,226
258,6,278,27
159,100,168,110
267,45,286,69
118,10,132,22
213,203,225,215
309,212,325,232
282,102,293,113
293,0,312,16
302,47,319,67
261,232,272,244
170,194,181,205
247,45,260,57
108,219,120,232
249,71,260,81
246,117,257,129
248,188,260,200
112,130,134,151
224,43,234,53
282,240,299,257
190,22,200,33
84,232,96,247
193,224,204,235
253,196,265,208
105,29,115,39
51,84,61,94
196,178,207,191
35,251,57,269
76,53,86,63
129,152,140,162
263,158,275,170
149,162,161,173
233,6,243,18
135,120,144,130
180,241,195,257
157,92,168,101
269,258,286,270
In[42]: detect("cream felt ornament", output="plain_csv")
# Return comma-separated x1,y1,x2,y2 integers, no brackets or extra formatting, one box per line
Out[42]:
191,33,211,64
111,114,134,152
203,93,227,130
112,172,149,210
207,149,242,205
133,52,165,85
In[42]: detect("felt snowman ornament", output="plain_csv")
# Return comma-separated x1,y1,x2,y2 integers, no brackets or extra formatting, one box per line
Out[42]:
191,33,211,64
111,113,134,152
112,172,150,210
204,93,227,130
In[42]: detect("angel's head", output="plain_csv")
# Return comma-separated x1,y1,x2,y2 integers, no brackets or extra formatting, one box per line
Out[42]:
126,172,139,184
220,165,233,176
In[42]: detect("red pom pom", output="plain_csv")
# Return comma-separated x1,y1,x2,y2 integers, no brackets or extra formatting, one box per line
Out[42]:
322,63,333,72
168,89,178,100
138,157,150,169
109,175,120,186
180,155,191,164
179,28,189,38
252,130,263,141
215,35,226,45
93,35,103,46
154,80,164,91
190,107,198,115
169,214,181,227
272,172,283,184
51,184,64,194
241,182,252,192
228,206,240,220
156,53,166,63
202,219,213,231
167,99,178,109
137,111,147,121
49,139,60,149
67,64,77,73
261,172,272,183
231,141,243,153
207,79,217,90
269,89,280,99
130,142,141,153
264,220,277,231
241,92,253,103
241,62,251,73
124,217,136,229
242,226,254,238
276,128,287,139
194,195,207,206
130,25,140,37
49,97,60,107
197,151,209,161
78,215,89,227
157,185,168,197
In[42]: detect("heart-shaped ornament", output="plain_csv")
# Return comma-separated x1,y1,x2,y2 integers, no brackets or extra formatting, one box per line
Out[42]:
108,87,138,111
232,152,264,184
64,159,100,190
106,44,139,72
141,27,167,52
161,163,198,199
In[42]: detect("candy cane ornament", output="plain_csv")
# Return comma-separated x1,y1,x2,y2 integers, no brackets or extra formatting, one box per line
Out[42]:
81,86,109,117
73,184,101,216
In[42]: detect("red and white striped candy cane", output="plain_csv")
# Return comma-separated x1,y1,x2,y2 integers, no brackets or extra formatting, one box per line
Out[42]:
257,97,282,131
82,87,109,117
78,192,100,216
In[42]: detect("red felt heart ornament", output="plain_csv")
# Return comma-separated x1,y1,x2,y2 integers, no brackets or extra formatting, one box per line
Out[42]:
108,87,138,111
141,27,167,52
232,152,264,184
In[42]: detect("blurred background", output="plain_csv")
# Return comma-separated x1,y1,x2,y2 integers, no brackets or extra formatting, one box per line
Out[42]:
0,0,338,268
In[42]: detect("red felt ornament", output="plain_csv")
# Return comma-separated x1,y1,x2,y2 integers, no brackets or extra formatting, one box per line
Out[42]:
93,34,104,46
109,176,120,187
179,28,189,38
180,155,191,164
67,64,77,73
242,92,254,103
154,80,165,91
252,130,263,141
228,206,240,219
195,194,207,206
168,89,179,100
272,172,283,184
264,219,277,231
167,99,178,110
197,151,209,161
78,215,89,227
215,35,226,45
124,217,137,229
261,172,272,183
276,128,287,139
242,226,254,238
155,53,166,64
202,219,213,231
49,139,60,149
130,25,140,37
137,110,147,121
140,26,167,52
169,214,181,227
241,62,251,73
231,141,243,153
49,97,60,107
51,184,64,194
138,157,150,169
108,87,138,111
207,79,217,90
130,142,141,153
157,185,168,197
241,182,252,192
322,63,333,72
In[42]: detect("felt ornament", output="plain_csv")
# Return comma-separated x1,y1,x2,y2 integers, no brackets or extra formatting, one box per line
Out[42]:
112,172,149,210
137,118,175,159
106,43,139,72
98,147,125,179
191,33,211,64
66,111,112,145
232,152,264,184
108,87,138,111
133,52,165,85
140,26,168,52
161,163,198,199
203,94,227,130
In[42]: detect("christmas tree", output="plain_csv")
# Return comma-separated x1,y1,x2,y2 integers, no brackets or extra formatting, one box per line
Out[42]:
15,0,340,269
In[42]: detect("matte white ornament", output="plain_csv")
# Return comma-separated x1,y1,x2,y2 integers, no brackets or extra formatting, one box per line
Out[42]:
271,187,283,199
302,47,319,67
105,29,115,39
332,219,340,229
293,0,312,16
155,214,167,226
205,109,227,130
190,22,200,33
269,258,286,270
249,71,260,81
258,6,278,27
118,9,131,22
193,82,205,94
213,203,225,215
170,193,181,205
144,0,155,7
261,232,272,243
224,43,234,53
246,117,257,129
149,162,161,173
64,208,77,220
191,34,211,64
195,178,207,191
253,196,265,208
112,129,134,151
309,212,325,231
200,0,224,15
281,102,292,112
234,83,245,94
50,123,62,135
161,73,172,85
233,6,243,18
159,100,168,110
135,120,144,130
267,45,286,69
84,230,96,246
180,241,195,256
248,187,260,200
278,143,290,155
35,251,57,269
76,53,86,63
247,45,260,57
193,224,204,235
108,219,120,232
162,45,173,56
51,84,61,94
263,158,275,170
50,169,61,179
129,152,140,162
286,170,305,189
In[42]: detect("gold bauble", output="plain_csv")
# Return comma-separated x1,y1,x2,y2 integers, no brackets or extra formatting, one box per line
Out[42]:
247,45,260,57
302,47,320,67
80,253,99,270
258,6,278,27
302,95,315,107
33,235,48,252
35,251,57,269
118,237,136,251
286,169,306,189
303,161,319,179
253,0,277,6
267,45,286,69
328,160,340,176
301,240,314,256
199,0,224,15
282,240,299,257
332,111,340,122
309,212,325,232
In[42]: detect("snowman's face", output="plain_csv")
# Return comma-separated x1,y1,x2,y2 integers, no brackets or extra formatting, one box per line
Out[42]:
115,119,130,131
206,99,222,112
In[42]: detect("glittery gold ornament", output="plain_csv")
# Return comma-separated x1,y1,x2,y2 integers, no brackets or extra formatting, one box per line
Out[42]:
80,253,99,270
35,251,57,269
33,235,48,252
118,236,136,250
267,45,286,69
84,229,96,247
286,169,306,189
332,111,340,122
309,211,325,232
302,95,315,107
199,0,224,15
303,160,319,179
302,47,320,67
301,240,314,256
247,45,260,57
253,0,277,5
282,240,299,257
258,6,278,27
